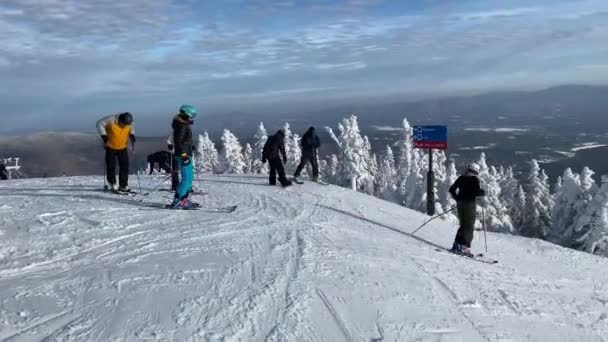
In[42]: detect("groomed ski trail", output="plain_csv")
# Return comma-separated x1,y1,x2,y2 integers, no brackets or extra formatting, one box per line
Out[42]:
1,174,607,341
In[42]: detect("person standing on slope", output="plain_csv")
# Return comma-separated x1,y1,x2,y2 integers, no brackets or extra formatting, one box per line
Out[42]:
449,163,486,257
97,112,136,193
294,126,321,182
0,163,8,180
262,129,292,187
169,104,198,209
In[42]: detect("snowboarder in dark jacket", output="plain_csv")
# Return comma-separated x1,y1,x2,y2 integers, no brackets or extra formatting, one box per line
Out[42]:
0,163,8,180
262,130,292,187
449,163,486,256
294,126,321,182
147,151,172,174
169,104,197,209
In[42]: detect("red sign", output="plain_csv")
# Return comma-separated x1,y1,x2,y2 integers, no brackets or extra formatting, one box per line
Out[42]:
414,141,448,149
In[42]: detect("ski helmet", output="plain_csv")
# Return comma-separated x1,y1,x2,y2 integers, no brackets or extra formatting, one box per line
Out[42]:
118,112,133,125
467,163,480,175
179,104,197,118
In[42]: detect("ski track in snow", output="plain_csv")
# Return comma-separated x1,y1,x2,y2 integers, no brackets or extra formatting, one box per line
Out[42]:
1,175,608,341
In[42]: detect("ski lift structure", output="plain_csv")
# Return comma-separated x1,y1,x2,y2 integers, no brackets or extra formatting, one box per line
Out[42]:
1,157,22,179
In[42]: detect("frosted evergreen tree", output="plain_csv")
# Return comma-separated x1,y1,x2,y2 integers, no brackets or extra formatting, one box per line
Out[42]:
325,116,374,191
243,143,253,174
439,159,458,214
477,153,513,232
220,129,246,174
360,136,378,195
282,123,302,174
550,168,581,243
396,118,413,185
195,132,220,174
513,185,527,230
566,167,599,244
377,145,398,201
321,154,340,185
401,149,426,211
571,175,608,256
523,160,553,238
252,123,269,174
500,167,524,230
432,150,448,214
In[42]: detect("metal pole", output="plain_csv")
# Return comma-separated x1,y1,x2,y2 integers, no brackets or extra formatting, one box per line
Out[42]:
411,206,456,236
482,202,488,253
426,148,435,216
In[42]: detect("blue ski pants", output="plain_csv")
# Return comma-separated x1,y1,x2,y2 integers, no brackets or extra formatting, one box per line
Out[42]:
175,156,193,199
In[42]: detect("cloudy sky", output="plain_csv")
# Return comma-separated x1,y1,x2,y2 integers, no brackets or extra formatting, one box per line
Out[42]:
2,0,608,134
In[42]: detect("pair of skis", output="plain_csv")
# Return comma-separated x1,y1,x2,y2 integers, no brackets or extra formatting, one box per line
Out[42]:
437,248,498,264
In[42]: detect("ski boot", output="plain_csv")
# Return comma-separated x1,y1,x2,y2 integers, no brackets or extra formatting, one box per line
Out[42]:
118,186,131,193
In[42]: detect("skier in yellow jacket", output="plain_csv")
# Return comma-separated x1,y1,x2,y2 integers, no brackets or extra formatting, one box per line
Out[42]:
96,112,136,192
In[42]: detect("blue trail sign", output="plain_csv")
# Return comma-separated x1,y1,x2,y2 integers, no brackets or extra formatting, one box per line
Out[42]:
413,125,448,150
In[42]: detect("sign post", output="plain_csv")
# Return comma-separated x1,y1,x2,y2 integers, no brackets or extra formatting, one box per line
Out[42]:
413,126,448,216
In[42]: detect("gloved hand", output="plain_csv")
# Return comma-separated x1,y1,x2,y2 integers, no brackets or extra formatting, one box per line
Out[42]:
262,157,267,164
101,135,108,149
168,144,174,151
129,134,136,151
180,153,191,165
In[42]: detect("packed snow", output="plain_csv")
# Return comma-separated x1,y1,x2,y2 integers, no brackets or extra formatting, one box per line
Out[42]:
1,175,608,341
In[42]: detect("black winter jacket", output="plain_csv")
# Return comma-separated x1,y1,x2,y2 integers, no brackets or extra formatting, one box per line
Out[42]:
172,115,193,156
301,127,321,152
263,131,287,162
449,174,485,202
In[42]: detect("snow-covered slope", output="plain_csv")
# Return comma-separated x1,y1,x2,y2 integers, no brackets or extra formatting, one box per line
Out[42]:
1,175,607,341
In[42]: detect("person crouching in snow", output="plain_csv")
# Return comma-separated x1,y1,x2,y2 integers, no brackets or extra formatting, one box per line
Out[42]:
169,104,198,209
449,163,486,256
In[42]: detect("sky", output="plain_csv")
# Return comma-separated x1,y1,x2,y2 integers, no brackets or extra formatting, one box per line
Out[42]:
2,0,608,134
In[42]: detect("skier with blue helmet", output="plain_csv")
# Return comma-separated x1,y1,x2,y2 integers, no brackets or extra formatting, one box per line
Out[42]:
169,104,198,209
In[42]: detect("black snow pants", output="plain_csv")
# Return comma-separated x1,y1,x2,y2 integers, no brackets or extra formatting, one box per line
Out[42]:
294,150,319,178
105,148,129,188
269,158,289,186
454,200,477,248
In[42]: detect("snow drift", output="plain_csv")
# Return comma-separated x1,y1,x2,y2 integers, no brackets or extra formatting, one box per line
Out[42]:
0,175,607,341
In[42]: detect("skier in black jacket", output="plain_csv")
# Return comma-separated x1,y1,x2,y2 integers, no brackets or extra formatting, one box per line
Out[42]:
449,163,486,256
169,104,198,209
262,130,292,187
294,126,321,182
0,163,8,180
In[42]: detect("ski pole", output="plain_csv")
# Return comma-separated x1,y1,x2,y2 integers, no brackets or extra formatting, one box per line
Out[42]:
411,206,456,236
133,148,143,194
139,173,172,197
482,202,488,253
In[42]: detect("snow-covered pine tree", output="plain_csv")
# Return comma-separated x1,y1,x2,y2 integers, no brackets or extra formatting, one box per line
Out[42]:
565,167,599,245
432,150,448,215
439,158,458,215
325,116,374,192
570,175,608,256
550,168,581,243
396,118,413,185
514,185,527,230
321,154,340,185
500,166,524,230
195,132,220,174
252,122,269,174
523,160,553,238
243,143,254,174
377,145,398,201
282,123,302,174
360,136,378,195
477,153,513,233
401,148,426,211
220,129,246,174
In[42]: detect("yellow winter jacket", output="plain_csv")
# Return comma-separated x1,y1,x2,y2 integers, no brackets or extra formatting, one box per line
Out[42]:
96,115,134,150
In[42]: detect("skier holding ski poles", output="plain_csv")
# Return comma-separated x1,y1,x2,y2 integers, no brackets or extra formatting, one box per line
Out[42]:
168,104,198,209
449,163,486,257
96,112,136,193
